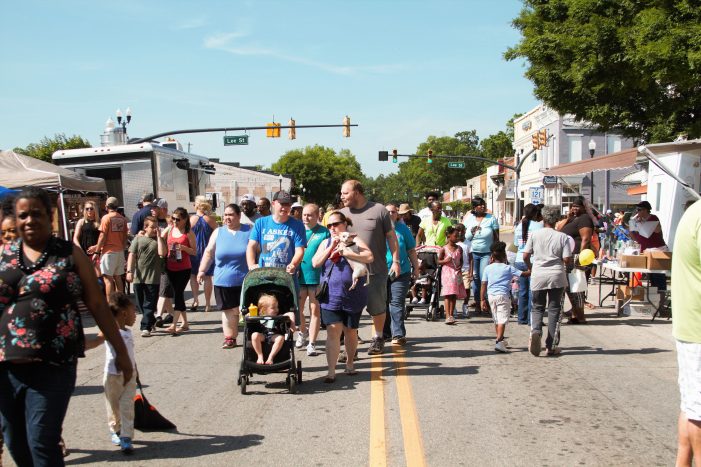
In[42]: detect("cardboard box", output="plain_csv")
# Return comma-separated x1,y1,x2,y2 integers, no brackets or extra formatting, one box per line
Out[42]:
617,285,645,301
644,250,672,270
620,254,648,269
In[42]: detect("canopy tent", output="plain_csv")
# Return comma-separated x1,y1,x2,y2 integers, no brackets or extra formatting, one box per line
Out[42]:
0,150,106,192
0,186,18,198
543,148,638,177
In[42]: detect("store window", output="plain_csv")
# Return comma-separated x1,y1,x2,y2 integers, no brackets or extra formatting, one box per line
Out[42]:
568,136,582,163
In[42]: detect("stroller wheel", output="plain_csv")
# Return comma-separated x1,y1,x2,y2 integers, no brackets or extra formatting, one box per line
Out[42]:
289,376,298,394
439,305,445,319
426,305,433,321
297,361,303,384
240,376,247,395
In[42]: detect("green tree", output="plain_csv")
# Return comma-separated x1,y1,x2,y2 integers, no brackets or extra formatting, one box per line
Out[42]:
505,1,701,142
480,131,513,161
271,145,364,207
13,134,92,163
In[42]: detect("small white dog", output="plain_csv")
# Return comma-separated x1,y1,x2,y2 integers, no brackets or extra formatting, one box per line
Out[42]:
337,232,369,290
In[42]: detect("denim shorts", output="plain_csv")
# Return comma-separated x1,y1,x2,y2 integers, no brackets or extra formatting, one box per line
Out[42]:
321,308,361,329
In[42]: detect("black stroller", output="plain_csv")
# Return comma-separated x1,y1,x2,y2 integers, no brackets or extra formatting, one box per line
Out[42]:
405,245,445,321
237,268,303,394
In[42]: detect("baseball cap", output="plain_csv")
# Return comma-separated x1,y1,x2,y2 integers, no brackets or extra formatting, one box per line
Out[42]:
398,203,413,215
273,190,292,204
291,202,303,209
142,193,155,203
240,193,256,203
106,196,119,208
153,198,168,210
636,201,652,210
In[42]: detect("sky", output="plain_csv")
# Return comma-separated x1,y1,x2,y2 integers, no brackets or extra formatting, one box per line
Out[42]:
0,0,538,178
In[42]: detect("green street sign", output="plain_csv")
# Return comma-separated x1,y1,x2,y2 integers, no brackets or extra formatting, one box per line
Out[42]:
448,161,465,169
224,135,249,146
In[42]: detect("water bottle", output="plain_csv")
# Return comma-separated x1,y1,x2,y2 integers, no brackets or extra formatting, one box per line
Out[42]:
175,244,182,262
248,303,258,317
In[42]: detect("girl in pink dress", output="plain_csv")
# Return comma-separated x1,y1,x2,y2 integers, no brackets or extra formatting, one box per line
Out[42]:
439,227,467,325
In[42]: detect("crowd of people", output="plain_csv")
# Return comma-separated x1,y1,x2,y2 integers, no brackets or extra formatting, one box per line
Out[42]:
1,179,699,465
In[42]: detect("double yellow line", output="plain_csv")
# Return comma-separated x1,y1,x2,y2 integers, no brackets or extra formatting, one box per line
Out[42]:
369,349,426,467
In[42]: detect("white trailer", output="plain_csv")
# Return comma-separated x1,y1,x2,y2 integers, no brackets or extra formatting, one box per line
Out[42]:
52,142,213,219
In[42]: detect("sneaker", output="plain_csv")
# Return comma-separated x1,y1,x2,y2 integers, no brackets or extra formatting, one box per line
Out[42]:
110,432,121,446
162,314,174,325
418,298,427,305
221,337,236,349
411,297,419,304
529,331,542,357
494,340,508,353
141,329,151,338
295,332,307,349
154,316,164,328
119,437,133,454
545,347,562,357
338,349,347,363
392,336,407,345
306,342,318,356
367,337,384,355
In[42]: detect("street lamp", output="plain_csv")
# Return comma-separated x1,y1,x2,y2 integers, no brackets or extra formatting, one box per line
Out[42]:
588,139,596,204
116,107,132,131
278,174,283,191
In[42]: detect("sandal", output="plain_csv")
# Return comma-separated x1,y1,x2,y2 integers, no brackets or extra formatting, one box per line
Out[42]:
344,368,358,376
178,324,190,332
164,326,179,335
190,302,199,312
323,376,336,384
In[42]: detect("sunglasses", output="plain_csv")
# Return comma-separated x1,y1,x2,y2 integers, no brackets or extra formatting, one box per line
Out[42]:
327,221,343,228
84,207,95,211
171,216,182,221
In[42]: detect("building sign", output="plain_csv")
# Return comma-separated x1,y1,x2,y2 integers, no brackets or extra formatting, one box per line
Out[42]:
505,180,516,200
543,176,558,186
521,120,532,131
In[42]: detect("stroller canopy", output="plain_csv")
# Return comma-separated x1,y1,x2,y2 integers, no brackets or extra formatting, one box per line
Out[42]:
240,268,299,315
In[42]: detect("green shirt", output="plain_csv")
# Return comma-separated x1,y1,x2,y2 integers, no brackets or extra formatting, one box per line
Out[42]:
672,199,701,343
128,236,162,284
299,224,330,285
419,216,452,246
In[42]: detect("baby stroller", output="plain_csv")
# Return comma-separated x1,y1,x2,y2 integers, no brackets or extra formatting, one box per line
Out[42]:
237,268,302,395
405,245,444,321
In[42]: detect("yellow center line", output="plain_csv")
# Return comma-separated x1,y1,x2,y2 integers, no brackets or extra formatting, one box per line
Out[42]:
369,354,387,467
393,348,427,467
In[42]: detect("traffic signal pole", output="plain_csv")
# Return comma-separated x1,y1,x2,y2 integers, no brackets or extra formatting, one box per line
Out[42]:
130,123,358,144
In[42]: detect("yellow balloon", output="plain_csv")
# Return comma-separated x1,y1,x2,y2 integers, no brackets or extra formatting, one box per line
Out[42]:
579,249,595,266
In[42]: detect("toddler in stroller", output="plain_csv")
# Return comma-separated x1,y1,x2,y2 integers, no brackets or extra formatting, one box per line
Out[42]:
406,245,444,321
251,294,297,364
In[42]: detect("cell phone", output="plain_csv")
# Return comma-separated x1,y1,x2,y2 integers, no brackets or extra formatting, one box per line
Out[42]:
389,270,397,281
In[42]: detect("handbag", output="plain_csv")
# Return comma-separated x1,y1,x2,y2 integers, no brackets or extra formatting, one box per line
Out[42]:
134,371,176,432
568,268,588,293
315,260,336,302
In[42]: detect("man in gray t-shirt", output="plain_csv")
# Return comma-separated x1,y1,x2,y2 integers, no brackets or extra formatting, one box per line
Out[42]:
340,180,400,355
523,205,572,356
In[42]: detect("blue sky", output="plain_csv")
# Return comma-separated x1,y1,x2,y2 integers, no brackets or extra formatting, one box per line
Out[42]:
0,0,538,177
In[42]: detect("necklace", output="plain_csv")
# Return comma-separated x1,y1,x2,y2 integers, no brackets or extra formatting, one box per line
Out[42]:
17,238,52,274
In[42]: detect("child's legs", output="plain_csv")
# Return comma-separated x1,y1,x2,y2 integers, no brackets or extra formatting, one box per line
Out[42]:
266,334,285,363
118,376,137,439
251,333,265,362
297,289,309,334
489,295,510,341
284,312,297,333
103,374,124,434
444,295,456,317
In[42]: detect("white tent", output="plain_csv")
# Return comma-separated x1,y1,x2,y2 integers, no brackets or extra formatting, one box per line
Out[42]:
0,150,107,238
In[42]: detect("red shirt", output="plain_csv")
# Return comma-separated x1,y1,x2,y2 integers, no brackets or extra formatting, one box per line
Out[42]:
166,230,192,271
630,214,666,251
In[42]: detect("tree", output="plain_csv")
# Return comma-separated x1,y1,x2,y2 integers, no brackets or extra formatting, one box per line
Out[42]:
271,145,364,207
13,134,91,163
480,131,513,161
505,1,701,142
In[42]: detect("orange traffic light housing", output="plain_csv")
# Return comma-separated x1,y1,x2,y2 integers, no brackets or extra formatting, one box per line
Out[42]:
343,116,351,137
266,122,281,138
539,129,547,147
532,133,540,150
392,149,398,163
288,118,296,140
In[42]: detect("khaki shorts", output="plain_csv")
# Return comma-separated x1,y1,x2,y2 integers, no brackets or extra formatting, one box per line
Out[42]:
676,339,701,421
366,273,388,317
461,270,471,289
488,294,511,325
100,252,125,277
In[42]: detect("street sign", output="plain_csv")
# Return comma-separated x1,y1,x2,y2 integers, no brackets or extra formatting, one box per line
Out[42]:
224,135,249,146
543,176,558,185
529,186,544,203
448,161,465,169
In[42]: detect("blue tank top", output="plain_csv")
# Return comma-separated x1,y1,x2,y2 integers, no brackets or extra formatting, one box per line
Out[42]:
192,215,215,275
319,240,368,314
213,225,251,287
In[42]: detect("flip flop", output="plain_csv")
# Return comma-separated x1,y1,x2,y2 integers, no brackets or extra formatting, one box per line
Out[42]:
323,376,336,384
345,369,358,376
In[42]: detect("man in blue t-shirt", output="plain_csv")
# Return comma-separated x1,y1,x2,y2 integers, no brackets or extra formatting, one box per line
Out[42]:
130,193,155,236
247,190,307,274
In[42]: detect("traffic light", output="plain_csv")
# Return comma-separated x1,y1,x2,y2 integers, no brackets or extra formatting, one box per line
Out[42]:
427,149,433,164
532,132,540,150
343,115,351,137
392,149,398,163
379,151,389,161
266,122,281,138
288,118,296,140
539,129,547,147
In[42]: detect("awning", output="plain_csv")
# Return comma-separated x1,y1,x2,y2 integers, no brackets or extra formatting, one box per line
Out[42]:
613,169,648,187
544,148,638,177
627,185,648,195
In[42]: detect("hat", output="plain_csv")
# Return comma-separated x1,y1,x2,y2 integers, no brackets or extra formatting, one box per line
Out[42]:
397,203,413,215
291,202,303,209
606,209,612,215
106,196,119,209
153,198,168,210
273,190,292,204
636,201,652,210
142,193,155,203
240,193,256,203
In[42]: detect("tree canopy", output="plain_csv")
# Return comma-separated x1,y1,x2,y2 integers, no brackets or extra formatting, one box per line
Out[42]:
505,0,701,142
13,133,91,162
271,145,363,207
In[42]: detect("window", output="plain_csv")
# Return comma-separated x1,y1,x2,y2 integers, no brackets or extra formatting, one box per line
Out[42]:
656,183,662,211
188,169,199,202
607,136,622,154
568,136,582,162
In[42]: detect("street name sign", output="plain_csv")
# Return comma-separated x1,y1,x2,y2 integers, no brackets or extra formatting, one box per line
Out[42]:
448,161,465,169
224,135,249,146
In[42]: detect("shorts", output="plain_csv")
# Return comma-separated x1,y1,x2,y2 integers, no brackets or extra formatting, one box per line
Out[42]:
488,294,511,325
299,284,320,297
676,339,701,421
264,332,284,344
366,273,388,316
100,252,125,276
214,285,242,311
158,272,174,298
461,270,471,289
321,308,361,329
